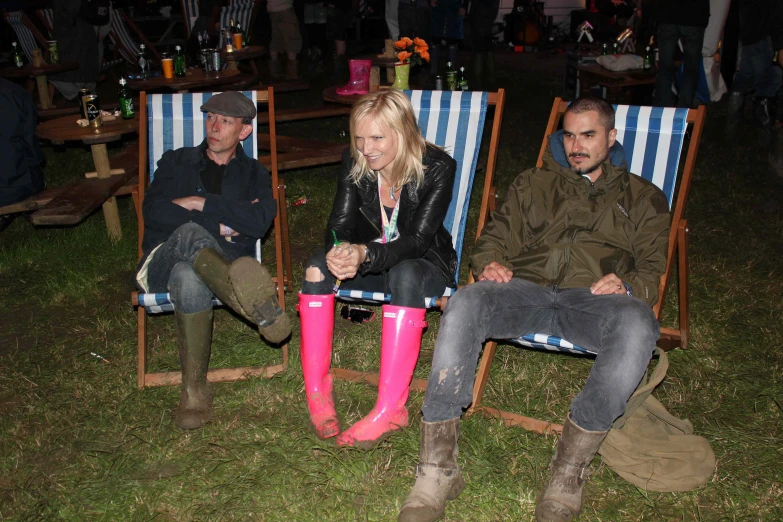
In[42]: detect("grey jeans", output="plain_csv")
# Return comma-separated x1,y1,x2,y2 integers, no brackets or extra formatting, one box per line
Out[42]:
421,278,659,431
143,223,224,314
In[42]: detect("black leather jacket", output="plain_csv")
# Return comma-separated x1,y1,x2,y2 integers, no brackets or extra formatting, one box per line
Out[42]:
325,145,459,287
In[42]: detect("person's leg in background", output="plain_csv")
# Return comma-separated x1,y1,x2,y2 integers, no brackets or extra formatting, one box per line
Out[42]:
386,0,400,41
267,10,285,78
653,23,680,107
677,25,706,108
280,7,303,79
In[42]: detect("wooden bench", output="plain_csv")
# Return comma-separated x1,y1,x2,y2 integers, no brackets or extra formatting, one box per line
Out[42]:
0,142,140,225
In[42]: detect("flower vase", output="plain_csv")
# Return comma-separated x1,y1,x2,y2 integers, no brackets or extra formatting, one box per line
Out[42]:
391,62,410,90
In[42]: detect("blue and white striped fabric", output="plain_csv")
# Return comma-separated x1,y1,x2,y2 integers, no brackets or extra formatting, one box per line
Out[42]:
4,11,39,62
110,7,143,65
336,90,488,307
613,105,688,209
219,3,254,47
180,0,199,37
138,91,261,314
506,103,689,356
37,9,53,34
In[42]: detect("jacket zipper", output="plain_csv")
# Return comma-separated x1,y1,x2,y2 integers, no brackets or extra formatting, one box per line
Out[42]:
359,205,383,235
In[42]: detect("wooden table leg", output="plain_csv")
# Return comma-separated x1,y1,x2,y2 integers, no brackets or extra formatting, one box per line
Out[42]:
227,61,239,71
36,73,51,110
90,143,123,241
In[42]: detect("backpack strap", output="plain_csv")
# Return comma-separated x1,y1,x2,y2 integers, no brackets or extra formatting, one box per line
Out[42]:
611,348,669,430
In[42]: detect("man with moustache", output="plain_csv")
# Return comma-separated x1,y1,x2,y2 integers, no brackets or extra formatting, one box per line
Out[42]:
398,96,671,522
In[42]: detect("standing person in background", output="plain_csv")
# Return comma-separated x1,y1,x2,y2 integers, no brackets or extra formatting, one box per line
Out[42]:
85,0,112,69
303,0,328,73
267,0,303,79
327,0,352,80
465,0,499,91
725,0,783,141
50,0,100,100
386,0,400,42
652,0,710,108
428,0,464,76
398,0,431,41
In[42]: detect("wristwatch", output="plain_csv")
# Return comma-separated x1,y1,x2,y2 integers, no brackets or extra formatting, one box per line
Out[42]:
360,245,371,268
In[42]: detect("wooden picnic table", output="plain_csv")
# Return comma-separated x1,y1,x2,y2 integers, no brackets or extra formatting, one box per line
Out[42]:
35,113,139,241
0,60,78,110
222,45,266,73
322,85,364,106
125,67,242,93
577,63,656,103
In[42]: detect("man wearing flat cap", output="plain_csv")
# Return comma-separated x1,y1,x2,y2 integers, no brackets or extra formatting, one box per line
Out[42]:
137,91,291,430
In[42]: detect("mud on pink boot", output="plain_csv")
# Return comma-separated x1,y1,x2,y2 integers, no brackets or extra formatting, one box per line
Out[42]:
336,59,372,96
336,305,427,448
298,292,341,439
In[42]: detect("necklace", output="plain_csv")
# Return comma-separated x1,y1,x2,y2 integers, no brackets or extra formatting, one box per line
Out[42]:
378,172,400,201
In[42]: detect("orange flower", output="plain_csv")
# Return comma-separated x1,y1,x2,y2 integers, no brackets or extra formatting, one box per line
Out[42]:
397,51,412,63
394,39,408,50
418,49,430,62
413,37,428,50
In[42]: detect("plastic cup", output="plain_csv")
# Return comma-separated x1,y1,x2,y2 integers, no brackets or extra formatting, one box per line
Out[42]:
232,33,243,51
161,58,174,78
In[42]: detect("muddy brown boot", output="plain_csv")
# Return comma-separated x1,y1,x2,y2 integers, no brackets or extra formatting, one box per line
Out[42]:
193,248,291,344
535,415,608,522
398,418,465,522
174,309,214,430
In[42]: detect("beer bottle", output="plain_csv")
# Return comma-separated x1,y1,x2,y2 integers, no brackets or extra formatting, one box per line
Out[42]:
644,46,651,70
236,23,248,46
612,41,618,55
137,44,149,76
118,77,134,119
601,43,608,56
229,18,236,34
459,66,468,91
12,42,23,68
174,45,186,77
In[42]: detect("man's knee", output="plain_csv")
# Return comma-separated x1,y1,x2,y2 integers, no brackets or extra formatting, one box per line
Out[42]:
613,298,659,355
169,261,213,313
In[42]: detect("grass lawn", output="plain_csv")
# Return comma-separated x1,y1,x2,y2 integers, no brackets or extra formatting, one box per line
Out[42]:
1,69,782,521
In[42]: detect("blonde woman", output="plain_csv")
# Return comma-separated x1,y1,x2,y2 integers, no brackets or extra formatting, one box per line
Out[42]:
299,89,457,448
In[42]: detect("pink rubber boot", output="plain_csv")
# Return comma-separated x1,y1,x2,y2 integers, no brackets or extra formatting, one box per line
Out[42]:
336,305,427,448
298,293,341,439
336,59,372,95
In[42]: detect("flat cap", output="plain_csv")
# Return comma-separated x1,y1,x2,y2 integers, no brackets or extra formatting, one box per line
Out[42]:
200,91,257,120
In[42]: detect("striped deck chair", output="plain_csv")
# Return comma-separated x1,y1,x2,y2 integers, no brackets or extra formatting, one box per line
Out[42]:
131,88,292,389
330,89,507,388
218,2,255,47
110,7,162,65
180,0,199,39
37,8,124,72
3,11,45,63
469,98,706,435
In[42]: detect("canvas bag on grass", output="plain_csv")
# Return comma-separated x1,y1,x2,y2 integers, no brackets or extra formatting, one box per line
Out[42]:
598,349,716,492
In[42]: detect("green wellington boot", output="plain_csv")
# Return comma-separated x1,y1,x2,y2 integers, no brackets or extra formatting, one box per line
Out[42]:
174,309,214,430
193,248,292,344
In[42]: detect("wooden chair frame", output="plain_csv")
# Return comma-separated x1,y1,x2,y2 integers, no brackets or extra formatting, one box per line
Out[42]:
468,97,706,435
131,87,292,389
329,90,507,391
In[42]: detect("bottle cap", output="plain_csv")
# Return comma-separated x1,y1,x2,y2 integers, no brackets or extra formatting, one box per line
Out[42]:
175,45,181,50
140,44,145,49
119,77,127,85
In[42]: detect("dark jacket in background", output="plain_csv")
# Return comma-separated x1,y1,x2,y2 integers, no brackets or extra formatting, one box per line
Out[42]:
327,145,459,288
0,78,45,207
141,141,278,264
656,0,710,28
51,0,100,83
739,0,783,49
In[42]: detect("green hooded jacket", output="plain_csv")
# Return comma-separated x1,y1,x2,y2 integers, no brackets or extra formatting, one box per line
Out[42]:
470,131,671,307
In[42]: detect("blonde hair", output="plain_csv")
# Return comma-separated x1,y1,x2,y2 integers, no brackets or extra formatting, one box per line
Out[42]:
348,89,427,189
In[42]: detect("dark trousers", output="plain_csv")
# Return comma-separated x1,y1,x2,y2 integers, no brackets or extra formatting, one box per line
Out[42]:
654,23,705,108
302,253,449,309
421,278,659,431
732,37,783,98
